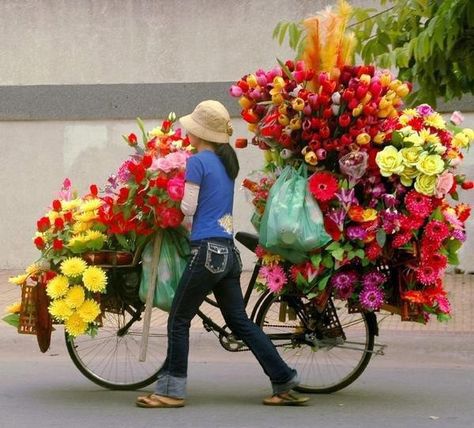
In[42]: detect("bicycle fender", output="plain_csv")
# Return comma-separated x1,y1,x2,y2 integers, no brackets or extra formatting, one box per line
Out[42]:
365,311,379,336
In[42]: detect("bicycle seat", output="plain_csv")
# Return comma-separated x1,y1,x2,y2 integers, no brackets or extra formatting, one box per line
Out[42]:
235,232,259,253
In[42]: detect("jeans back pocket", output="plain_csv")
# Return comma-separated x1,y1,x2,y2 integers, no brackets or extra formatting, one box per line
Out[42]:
205,242,229,274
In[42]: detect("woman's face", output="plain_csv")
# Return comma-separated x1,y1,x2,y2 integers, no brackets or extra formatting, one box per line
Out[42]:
187,133,201,148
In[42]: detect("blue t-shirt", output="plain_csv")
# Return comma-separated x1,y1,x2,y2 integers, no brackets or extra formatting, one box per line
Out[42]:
185,150,234,241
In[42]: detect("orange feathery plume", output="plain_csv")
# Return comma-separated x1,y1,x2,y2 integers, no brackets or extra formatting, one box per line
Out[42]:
301,0,355,88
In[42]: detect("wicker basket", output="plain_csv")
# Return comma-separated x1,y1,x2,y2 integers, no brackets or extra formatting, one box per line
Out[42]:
18,282,38,335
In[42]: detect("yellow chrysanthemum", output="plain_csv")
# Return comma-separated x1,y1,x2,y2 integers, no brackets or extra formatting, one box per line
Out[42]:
65,312,87,337
84,230,107,242
25,263,42,276
82,266,107,293
262,254,283,265
80,198,103,212
61,198,83,211
74,211,98,223
77,299,101,323
462,128,474,140
65,285,86,309
67,234,88,247
402,108,417,117
49,299,73,321
60,257,87,278
398,114,411,126
424,113,445,129
46,275,69,299
6,301,21,314
419,129,440,144
8,274,28,286
72,221,92,234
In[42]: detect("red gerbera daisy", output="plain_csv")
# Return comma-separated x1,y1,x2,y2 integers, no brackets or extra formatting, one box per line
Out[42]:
308,172,339,202
424,220,450,243
404,190,433,218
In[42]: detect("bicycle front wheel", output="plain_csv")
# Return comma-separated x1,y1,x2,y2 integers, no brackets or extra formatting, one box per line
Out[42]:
256,294,375,393
65,306,168,390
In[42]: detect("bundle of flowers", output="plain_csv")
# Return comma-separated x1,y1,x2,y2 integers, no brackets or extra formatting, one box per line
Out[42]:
5,114,192,337
233,1,473,322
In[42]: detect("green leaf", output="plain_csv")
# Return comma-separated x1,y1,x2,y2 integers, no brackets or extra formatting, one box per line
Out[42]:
276,58,293,80
310,253,322,268
331,248,345,261
376,229,387,247
2,313,19,328
115,234,131,251
278,22,289,46
322,254,334,269
326,241,341,251
318,274,331,291
296,272,308,288
136,117,148,145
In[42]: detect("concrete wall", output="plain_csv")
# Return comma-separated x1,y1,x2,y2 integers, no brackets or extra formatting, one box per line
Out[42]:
1,0,473,271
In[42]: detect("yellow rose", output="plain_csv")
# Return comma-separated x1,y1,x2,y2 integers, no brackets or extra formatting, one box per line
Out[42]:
356,133,371,145
400,146,423,166
452,132,470,149
362,208,377,222
462,128,474,140
375,146,404,177
414,174,437,196
404,132,424,146
416,153,445,176
400,166,419,186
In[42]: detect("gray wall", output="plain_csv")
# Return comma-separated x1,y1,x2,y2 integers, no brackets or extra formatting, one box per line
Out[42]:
1,0,473,271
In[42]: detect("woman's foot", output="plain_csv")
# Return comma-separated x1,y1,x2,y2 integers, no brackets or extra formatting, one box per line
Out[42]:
136,393,185,408
262,391,309,406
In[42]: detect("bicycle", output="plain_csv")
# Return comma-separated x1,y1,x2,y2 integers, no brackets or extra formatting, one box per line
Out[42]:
66,231,385,394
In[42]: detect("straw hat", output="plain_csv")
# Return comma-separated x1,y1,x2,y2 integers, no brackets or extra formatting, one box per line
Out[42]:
179,100,233,144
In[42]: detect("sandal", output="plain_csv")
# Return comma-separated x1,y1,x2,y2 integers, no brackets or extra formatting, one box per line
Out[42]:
136,393,185,408
262,392,309,406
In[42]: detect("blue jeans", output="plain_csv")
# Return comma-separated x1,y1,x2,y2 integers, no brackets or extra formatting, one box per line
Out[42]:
154,237,297,399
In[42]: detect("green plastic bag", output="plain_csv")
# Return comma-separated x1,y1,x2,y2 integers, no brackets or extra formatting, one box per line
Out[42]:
139,227,190,312
259,164,330,263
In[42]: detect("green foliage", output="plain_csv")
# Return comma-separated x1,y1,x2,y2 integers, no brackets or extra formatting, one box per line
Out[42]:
352,0,474,106
273,1,474,106
2,313,19,328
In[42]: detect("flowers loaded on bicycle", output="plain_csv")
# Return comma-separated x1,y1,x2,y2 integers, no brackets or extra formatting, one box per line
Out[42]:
232,1,473,323
5,114,193,339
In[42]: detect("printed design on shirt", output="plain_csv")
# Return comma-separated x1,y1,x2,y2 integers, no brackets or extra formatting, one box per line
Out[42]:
218,214,233,235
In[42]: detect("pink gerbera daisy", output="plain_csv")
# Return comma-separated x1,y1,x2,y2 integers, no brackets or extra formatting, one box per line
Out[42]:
404,190,433,218
424,220,450,243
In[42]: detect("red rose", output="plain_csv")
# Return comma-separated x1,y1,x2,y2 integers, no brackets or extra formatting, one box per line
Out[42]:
160,207,184,228
90,184,98,196
235,138,248,149
461,181,474,190
34,236,46,250
142,155,153,169
53,239,63,251
52,199,62,211
127,133,138,146
63,211,73,223
54,218,65,231
36,217,51,232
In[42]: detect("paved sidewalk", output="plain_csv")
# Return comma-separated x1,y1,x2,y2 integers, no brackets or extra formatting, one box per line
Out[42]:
1,269,473,332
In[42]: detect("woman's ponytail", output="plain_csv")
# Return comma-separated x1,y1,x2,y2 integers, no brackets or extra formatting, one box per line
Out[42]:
212,142,240,180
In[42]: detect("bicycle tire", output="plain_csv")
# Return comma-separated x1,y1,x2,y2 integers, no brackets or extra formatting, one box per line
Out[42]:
256,293,375,394
66,306,168,390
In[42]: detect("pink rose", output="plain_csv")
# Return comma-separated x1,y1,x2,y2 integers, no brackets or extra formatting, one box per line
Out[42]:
435,172,454,198
167,177,185,201
450,111,464,126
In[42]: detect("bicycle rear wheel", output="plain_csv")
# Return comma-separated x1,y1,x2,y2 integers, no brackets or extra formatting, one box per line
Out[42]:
65,305,167,390
256,293,375,393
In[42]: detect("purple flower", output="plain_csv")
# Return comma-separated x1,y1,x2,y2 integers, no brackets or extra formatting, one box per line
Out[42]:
371,183,386,199
359,286,385,311
451,229,466,242
327,208,346,230
362,271,387,289
346,225,367,241
416,104,434,117
331,271,359,300
336,188,358,210
339,151,368,186
383,193,398,208
381,209,401,234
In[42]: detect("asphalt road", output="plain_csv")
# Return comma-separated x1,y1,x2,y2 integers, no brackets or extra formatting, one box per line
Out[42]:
1,323,473,428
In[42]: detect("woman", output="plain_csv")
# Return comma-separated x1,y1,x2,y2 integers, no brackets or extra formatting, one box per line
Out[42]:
136,100,308,408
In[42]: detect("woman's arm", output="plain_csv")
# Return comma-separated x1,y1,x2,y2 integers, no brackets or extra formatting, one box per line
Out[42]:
180,182,200,216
